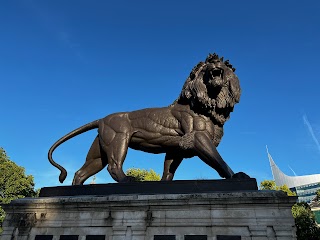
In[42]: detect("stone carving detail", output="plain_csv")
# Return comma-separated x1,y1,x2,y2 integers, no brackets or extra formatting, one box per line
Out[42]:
48,53,248,184
145,209,153,226
10,213,36,227
8,213,36,236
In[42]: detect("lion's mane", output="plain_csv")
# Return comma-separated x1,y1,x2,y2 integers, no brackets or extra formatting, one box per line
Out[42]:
174,53,241,146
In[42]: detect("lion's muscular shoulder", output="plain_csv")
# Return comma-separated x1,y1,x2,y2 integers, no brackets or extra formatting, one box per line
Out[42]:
171,104,213,134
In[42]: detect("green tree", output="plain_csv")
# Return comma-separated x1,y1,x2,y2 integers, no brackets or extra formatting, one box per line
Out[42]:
260,179,277,190
260,180,296,196
316,189,320,201
260,180,320,240
126,168,161,181
292,202,320,240
0,147,37,232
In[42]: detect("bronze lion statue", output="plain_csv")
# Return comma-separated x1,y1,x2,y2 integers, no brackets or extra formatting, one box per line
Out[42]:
48,53,248,185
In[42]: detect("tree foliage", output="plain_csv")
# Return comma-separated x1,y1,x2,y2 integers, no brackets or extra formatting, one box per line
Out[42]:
292,202,320,240
125,168,161,181
260,180,296,196
260,180,320,240
0,147,37,231
260,179,277,190
316,189,320,201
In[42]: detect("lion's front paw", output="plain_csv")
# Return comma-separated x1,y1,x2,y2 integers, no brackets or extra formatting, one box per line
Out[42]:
231,172,251,179
119,176,137,183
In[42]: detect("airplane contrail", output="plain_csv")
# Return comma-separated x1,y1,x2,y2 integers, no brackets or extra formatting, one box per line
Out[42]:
303,114,320,154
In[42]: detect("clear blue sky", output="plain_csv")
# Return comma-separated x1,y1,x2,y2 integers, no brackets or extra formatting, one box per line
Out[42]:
1,0,320,188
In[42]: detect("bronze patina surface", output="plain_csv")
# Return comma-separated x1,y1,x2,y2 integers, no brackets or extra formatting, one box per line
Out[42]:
48,53,247,184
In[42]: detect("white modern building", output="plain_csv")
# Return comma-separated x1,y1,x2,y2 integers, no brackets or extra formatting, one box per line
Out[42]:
267,147,320,203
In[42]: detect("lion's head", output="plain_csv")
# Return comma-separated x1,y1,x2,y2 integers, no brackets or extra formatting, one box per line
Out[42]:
175,53,241,146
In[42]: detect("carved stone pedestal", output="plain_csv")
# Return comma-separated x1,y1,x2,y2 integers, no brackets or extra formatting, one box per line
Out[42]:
1,180,297,240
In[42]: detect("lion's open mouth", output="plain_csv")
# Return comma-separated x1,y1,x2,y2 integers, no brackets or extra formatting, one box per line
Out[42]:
207,68,225,88
210,68,224,80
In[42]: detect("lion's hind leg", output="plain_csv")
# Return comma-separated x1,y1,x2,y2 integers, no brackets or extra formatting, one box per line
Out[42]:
98,120,134,183
72,136,107,185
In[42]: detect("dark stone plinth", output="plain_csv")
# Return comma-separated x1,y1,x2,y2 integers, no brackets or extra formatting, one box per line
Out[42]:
39,178,257,197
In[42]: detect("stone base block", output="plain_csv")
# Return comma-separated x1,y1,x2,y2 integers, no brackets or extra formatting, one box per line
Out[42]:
1,182,297,240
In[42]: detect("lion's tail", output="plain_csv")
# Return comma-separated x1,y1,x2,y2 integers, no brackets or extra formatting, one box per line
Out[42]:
48,120,100,183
